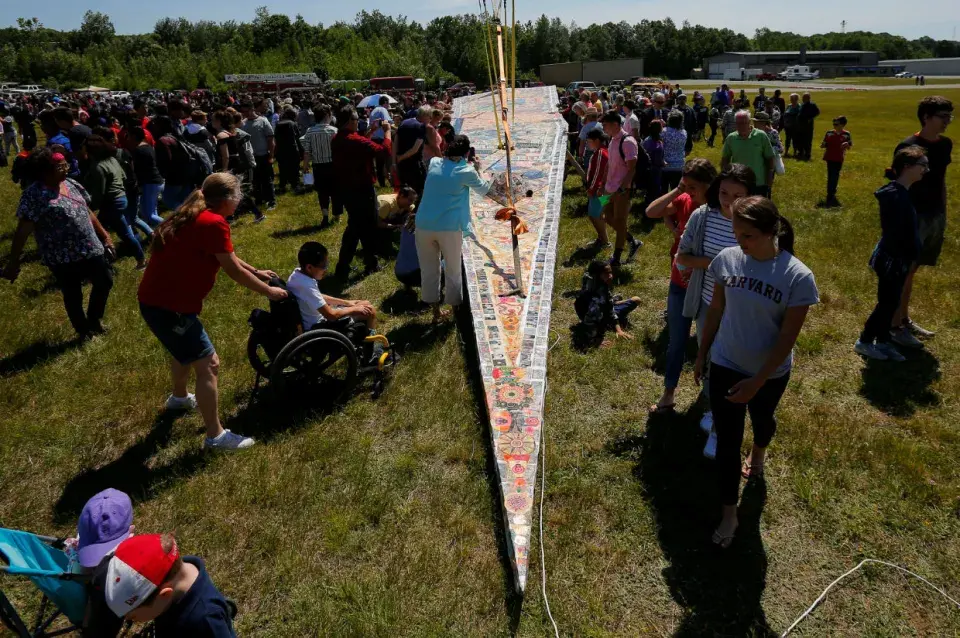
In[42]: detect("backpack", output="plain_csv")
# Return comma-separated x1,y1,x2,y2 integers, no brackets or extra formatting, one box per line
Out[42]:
175,137,213,187
618,133,650,191
247,277,304,361
114,148,138,194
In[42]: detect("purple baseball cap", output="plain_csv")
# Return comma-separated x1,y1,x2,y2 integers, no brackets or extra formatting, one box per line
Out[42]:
77,489,134,568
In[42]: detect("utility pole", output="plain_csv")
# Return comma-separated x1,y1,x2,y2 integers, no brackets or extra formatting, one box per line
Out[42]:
840,20,846,34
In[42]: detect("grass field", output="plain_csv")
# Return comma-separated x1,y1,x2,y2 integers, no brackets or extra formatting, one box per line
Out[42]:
1,89,959,636
812,77,960,86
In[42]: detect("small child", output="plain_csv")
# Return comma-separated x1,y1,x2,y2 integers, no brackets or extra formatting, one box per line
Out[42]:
820,115,853,207
287,241,377,331
583,128,610,248
395,213,422,290
573,260,641,347
96,533,236,636
64,488,135,575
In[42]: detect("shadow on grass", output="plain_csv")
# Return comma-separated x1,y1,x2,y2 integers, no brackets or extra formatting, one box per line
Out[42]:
53,412,208,524
380,287,429,317
641,321,698,378
456,307,524,634
610,410,776,637
19,277,60,299
0,338,84,379
562,242,604,268
629,213,660,236
270,223,327,240
860,348,941,417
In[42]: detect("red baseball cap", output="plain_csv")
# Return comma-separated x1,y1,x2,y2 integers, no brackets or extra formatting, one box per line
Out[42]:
104,534,179,616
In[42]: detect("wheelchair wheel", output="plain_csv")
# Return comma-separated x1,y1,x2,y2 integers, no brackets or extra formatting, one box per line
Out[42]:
246,331,273,378
269,330,359,402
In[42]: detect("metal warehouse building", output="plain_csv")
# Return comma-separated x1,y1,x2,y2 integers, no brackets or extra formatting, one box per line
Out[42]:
879,57,960,75
704,50,879,79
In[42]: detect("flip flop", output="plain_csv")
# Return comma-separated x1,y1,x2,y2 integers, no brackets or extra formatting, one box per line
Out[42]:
711,528,736,549
741,461,765,479
648,402,676,415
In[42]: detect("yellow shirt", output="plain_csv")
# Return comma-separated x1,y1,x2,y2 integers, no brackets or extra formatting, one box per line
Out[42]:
377,194,413,223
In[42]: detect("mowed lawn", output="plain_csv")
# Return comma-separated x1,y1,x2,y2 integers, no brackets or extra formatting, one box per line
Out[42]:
1,89,959,636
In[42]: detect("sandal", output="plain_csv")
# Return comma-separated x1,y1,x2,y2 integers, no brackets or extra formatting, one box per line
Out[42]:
711,528,736,549
648,402,676,415
741,460,765,480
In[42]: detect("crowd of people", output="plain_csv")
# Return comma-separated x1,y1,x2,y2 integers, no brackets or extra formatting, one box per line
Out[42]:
0,82,953,589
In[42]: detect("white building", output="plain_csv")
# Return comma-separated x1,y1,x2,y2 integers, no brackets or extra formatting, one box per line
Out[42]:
878,58,960,76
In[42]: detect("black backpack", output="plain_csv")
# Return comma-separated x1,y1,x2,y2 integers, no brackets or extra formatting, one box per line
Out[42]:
247,277,304,361
618,133,651,191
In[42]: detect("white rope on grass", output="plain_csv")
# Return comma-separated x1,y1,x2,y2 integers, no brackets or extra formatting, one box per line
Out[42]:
538,422,560,638
781,558,960,637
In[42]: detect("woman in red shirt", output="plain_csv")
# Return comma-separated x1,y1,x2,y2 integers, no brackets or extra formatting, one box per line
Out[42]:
645,158,717,413
138,173,287,451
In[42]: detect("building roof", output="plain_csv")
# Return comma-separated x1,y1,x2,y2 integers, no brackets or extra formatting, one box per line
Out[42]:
879,57,960,63
722,50,873,56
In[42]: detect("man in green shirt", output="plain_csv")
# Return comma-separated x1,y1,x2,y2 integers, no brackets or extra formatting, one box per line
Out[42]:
721,110,775,197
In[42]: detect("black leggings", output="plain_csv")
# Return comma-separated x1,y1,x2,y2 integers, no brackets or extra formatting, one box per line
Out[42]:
861,263,907,344
710,363,790,506
50,255,114,337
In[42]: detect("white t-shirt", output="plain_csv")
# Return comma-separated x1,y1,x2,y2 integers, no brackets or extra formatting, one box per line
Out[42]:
287,268,327,330
700,210,738,305
708,247,819,378
624,112,640,136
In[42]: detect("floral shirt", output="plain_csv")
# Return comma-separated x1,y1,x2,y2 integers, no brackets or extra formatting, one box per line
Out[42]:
662,127,687,171
16,179,104,267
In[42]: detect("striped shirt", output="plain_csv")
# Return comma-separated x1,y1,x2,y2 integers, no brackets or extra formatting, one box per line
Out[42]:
299,123,337,164
700,210,738,305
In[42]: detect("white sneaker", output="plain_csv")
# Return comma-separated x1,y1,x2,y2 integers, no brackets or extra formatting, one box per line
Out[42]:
904,319,935,338
699,411,714,433
875,342,907,362
703,430,718,460
854,340,888,361
165,393,197,411
203,429,256,451
890,326,923,349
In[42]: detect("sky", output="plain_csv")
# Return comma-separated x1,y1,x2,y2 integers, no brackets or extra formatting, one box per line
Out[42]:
3,0,958,42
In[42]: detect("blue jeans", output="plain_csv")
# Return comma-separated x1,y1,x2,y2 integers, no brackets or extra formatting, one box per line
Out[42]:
664,282,693,390
139,182,165,227
101,195,144,262
161,183,193,211
123,189,154,239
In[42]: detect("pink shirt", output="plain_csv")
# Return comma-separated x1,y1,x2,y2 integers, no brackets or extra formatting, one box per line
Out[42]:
604,130,638,194
423,125,443,163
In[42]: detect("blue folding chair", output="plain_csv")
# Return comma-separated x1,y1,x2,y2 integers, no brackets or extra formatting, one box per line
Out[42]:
0,528,89,637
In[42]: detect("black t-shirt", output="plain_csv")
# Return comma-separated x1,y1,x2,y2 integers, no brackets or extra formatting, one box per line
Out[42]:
895,134,952,216
397,117,426,165
133,144,163,185
274,120,301,157
68,124,93,155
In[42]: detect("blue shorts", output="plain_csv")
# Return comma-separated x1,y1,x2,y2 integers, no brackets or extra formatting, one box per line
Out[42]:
587,195,605,219
140,303,216,365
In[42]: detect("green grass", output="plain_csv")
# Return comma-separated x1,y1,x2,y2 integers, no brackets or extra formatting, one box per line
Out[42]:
1,89,959,636
812,77,960,86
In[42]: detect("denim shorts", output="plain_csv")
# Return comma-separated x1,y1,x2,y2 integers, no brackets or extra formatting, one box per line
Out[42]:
139,303,215,365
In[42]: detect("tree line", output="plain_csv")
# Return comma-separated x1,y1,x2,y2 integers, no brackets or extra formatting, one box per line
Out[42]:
1,9,957,91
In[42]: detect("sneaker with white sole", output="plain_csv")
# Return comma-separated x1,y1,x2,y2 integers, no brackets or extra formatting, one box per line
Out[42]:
890,326,923,349
904,319,935,339
165,393,197,411
874,342,906,362
699,411,714,434
703,430,718,460
854,340,889,361
203,429,256,451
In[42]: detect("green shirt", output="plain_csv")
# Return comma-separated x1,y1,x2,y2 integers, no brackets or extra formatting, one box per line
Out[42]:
84,157,127,211
721,128,774,186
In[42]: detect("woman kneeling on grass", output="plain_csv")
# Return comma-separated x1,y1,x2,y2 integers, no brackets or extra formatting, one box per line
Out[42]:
694,196,818,548
138,173,288,451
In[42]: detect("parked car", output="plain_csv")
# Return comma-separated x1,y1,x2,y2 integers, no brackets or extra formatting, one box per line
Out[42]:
111,91,131,100
566,81,597,94
894,71,914,78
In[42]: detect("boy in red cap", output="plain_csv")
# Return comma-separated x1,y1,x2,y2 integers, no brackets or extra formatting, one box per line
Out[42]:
85,533,235,637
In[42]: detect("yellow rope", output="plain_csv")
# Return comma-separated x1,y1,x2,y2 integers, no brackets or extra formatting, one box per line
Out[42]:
511,0,516,125
480,2,504,148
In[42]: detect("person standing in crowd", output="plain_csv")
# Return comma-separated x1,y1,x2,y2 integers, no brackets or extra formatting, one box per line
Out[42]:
332,105,392,280
623,100,640,138
795,93,820,161
753,112,783,196
138,173,286,451
423,109,445,167
721,102,740,140
782,94,801,157
53,106,92,160
129,126,165,229
83,134,146,269
752,87,767,113
274,108,302,195
674,95,697,154
582,128,611,248
601,111,644,268
153,116,195,212
240,101,277,211
300,104,341,227
707,103,722,148
693,93,709,142
184,111,215,164
213,110,263,223
3,149,115,341
890,96,953,347
661,111,688,193
676,164,756,455
772,90,787,129
642,121,665,205
39,110,80,178
640,92,668,139
721,111,775,197
855,146,927,361
415,134,490,322
369,95,393,187
820,116,853,207
295,100,314,133
646,158,718,413
395,106,438,197
578,107,602,169
695,196,818,548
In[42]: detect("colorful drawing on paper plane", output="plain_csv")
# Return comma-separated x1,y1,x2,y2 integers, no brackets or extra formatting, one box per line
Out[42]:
453,86,566,593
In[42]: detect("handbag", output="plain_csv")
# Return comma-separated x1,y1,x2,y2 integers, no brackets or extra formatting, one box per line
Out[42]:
302,172,314,186
774,153,785,175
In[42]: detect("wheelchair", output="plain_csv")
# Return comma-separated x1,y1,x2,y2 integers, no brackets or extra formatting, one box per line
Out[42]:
246,283,398,403
0,528,88,637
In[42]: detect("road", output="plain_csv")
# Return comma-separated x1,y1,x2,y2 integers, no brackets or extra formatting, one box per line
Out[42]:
677,79,960,91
